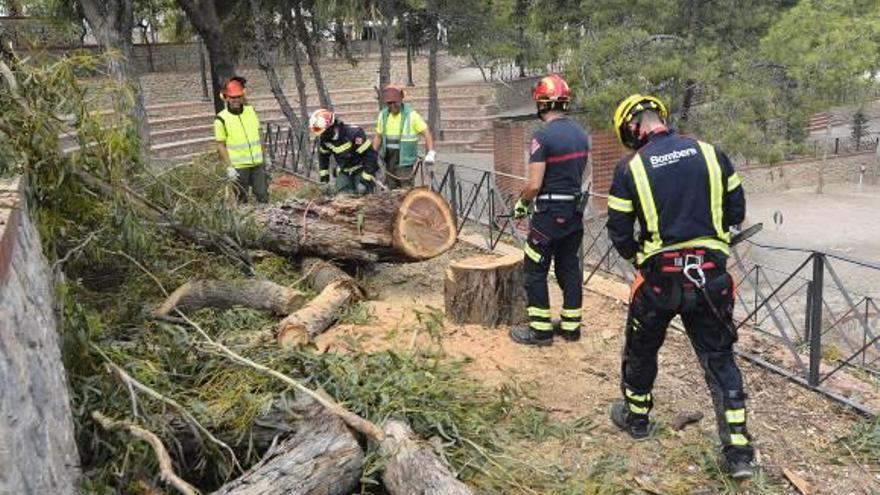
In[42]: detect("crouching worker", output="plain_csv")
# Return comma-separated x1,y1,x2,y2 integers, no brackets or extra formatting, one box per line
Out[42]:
309,108,379,195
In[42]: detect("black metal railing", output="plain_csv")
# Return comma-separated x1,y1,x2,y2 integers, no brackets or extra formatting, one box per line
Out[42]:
262,123,880,415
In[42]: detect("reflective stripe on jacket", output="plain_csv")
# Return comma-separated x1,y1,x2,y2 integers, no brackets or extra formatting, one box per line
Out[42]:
379,104,420,167
215,105,263,169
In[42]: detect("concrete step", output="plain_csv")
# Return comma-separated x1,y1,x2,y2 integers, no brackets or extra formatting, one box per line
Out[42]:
145,84,494,119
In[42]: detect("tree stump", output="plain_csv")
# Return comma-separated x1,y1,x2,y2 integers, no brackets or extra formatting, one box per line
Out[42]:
444,253,526,326
255,188,456,263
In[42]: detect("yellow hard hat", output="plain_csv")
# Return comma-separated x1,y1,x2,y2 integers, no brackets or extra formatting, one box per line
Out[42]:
612,94,669,149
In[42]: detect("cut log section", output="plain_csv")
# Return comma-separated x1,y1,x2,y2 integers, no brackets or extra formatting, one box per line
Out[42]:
277,258,364,346
380,420,473,495
256,188,456,263
212,396,363,495
444,253,526,326
153,279,305,317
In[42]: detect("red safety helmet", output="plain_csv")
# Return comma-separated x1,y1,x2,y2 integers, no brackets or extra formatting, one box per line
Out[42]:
309,108,336,136
533,74,571,113
222,77,246,99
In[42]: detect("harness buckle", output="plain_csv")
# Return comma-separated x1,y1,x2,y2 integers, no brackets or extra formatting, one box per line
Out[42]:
683,255,706,289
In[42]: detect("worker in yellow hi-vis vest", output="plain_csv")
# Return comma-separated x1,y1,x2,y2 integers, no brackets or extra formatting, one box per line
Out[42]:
372,85,435,189
214,77,268,203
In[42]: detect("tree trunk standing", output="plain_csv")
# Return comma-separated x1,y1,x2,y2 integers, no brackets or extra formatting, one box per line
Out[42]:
427,6,441,140
818,120,830,194
249,0,302,130
139,23,155,72
280,8,310,122
252,188,457,263
79,0,151,156
376,0,396,90
293,0,332,109
678,80,695,129
176,0,237,113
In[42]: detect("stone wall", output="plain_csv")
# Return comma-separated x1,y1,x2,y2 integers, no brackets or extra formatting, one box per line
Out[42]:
0,177,79,495
738,150,879,194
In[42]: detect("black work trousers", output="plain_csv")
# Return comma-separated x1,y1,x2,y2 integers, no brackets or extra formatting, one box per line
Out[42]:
522,202,583,333
621,260,753,459
233,164,269,203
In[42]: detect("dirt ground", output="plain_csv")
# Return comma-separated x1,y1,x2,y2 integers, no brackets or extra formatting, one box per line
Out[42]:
315,242,880,494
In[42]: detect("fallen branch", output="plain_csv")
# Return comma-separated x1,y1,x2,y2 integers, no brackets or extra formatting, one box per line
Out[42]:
154,279,305,317
101,359,242,473
172,309,385,442
92,411,200,495
277,258,363,346
782,467,814,495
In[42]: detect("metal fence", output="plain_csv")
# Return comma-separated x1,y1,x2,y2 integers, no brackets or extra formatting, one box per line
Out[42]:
262,123,880,416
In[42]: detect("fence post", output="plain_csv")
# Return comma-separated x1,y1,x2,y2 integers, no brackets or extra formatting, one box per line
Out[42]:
834,137,839,155
803,280,812,344
808,253,824,387
448,164,458,227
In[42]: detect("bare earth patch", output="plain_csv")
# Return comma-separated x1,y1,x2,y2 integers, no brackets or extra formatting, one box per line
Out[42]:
316,243,880,494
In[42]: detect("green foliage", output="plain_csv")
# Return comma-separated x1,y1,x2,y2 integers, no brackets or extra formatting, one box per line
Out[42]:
851,107,871,147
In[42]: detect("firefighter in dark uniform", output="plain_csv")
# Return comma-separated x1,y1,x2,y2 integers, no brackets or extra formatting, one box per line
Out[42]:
309,108,379,194
606,94,754,479
509,74,590,347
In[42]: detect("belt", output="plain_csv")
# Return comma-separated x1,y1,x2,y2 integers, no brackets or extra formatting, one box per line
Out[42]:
536,193,577,201
655,249,719,273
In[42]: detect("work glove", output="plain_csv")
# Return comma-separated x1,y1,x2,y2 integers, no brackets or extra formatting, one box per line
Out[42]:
424,150,436,164
319,169,330,184
226,166,238,180
513,198,530,219
360,171,375,183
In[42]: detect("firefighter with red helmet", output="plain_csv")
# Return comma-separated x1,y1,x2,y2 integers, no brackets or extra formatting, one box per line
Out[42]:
214,76,269,203
310,108,379,195
606,94,753,479
509,74,590,346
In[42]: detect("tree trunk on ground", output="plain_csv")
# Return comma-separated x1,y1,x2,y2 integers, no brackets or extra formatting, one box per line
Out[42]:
211,395,363,495
79,0,151,155
154,279,306,317
444,253,526,326
293,0,332,109
277,258,364,346
177,0,237,113
249,0,302,130
380,420,473,495
427,5,441,139
254,188,457,263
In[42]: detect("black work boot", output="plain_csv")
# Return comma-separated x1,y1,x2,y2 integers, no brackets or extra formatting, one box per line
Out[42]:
723,447,755,480
553,319,581,342
509,325,553,347
609,400,653,439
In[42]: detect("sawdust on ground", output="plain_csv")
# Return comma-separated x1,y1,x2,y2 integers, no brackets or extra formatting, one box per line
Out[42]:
315,243,880,494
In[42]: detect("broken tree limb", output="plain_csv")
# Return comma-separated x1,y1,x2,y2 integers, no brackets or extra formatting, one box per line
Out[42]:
211,395,363,495
255,188,456,263
380,420,473,495
277,258,364,346
153,279,305,317
174,310,386,441
444,253,526,326
92,411,200,495
100,360,242,473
